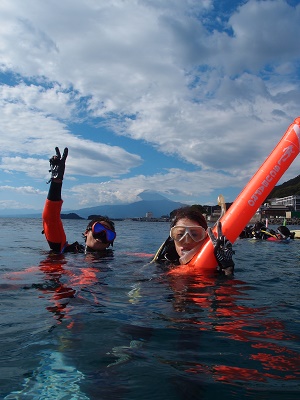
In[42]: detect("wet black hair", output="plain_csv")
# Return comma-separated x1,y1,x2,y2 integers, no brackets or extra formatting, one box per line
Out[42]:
253,222,266,231
86,216,115,232
170,206,208,230
276,225,291,238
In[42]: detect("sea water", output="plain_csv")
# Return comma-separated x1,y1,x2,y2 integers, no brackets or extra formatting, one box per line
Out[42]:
0,218,299,400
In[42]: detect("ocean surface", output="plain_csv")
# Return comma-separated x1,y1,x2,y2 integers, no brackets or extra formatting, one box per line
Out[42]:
0,218,299,400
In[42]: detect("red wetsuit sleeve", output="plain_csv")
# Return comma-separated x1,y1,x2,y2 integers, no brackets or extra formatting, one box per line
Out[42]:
42,199,67,253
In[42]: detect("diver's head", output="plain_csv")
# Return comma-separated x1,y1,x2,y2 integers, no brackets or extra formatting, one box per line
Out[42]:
84,216,116,251
170,206,208,231
169,206,207,258
276,225,290,240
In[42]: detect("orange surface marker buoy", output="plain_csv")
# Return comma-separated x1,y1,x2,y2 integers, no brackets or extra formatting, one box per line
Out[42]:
170,117,300,274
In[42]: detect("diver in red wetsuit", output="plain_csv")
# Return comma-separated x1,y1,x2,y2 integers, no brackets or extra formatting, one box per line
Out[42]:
42,147,116,254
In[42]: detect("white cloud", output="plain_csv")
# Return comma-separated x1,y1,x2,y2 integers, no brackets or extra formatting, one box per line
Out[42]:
0,84,142,178
0,185,45,195
0,83,76,120
0,186,46,211
222,0,300,74
0,199,39,209
0,0,299,211
68,168,241,207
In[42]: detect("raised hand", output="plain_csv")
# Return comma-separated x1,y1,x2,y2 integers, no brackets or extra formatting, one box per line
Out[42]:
207,221,235,275
48,147,68,182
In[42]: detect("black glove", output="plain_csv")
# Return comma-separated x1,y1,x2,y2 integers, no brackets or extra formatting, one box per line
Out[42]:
207,221,235,275
48,147,68,183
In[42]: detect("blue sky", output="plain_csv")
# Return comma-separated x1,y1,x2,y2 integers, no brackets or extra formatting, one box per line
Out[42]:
0,0,300,215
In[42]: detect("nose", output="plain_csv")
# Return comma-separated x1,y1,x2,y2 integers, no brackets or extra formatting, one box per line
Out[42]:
181,233,193,243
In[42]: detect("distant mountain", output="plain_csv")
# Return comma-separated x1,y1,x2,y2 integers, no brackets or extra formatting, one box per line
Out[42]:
268,174,300,199
0,190,187,218
138,190,168,201
4,178,300,219
72,191,187,219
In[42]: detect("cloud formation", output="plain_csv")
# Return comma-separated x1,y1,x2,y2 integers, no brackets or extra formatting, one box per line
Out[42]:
0,0,299,212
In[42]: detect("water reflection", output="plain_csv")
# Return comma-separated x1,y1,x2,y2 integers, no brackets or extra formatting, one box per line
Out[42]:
1,232,299,399
166,272,300,386
4,252,113,329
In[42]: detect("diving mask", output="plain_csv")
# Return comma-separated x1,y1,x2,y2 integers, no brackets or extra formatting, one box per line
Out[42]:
91,222,116,243
170,225,206,243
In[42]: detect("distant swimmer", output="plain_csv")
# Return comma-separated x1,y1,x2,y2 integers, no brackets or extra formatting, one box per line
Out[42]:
239,222,294,241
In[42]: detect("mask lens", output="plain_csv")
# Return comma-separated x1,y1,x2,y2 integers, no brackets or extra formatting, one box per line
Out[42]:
92,222,116,242
170,226,206,242
170,226,187,242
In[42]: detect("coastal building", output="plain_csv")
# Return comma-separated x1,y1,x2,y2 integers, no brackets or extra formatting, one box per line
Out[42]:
259,195,300,219
268,195,300,212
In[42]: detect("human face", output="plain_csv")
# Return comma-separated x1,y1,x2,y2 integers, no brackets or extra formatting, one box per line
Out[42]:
84,221,115,251
172,218,207,258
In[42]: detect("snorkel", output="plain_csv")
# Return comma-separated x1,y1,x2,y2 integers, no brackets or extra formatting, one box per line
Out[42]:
217,194,226,224
92,229,110,244
179,241,204,265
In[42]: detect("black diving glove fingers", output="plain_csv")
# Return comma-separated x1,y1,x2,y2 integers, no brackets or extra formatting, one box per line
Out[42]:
48,147,68,182
214,240,235,269
207,221,235,273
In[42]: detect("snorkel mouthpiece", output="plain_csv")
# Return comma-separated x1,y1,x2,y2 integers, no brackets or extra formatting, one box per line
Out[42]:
179,242,203,265
91,222,116,244
93,230,109,243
